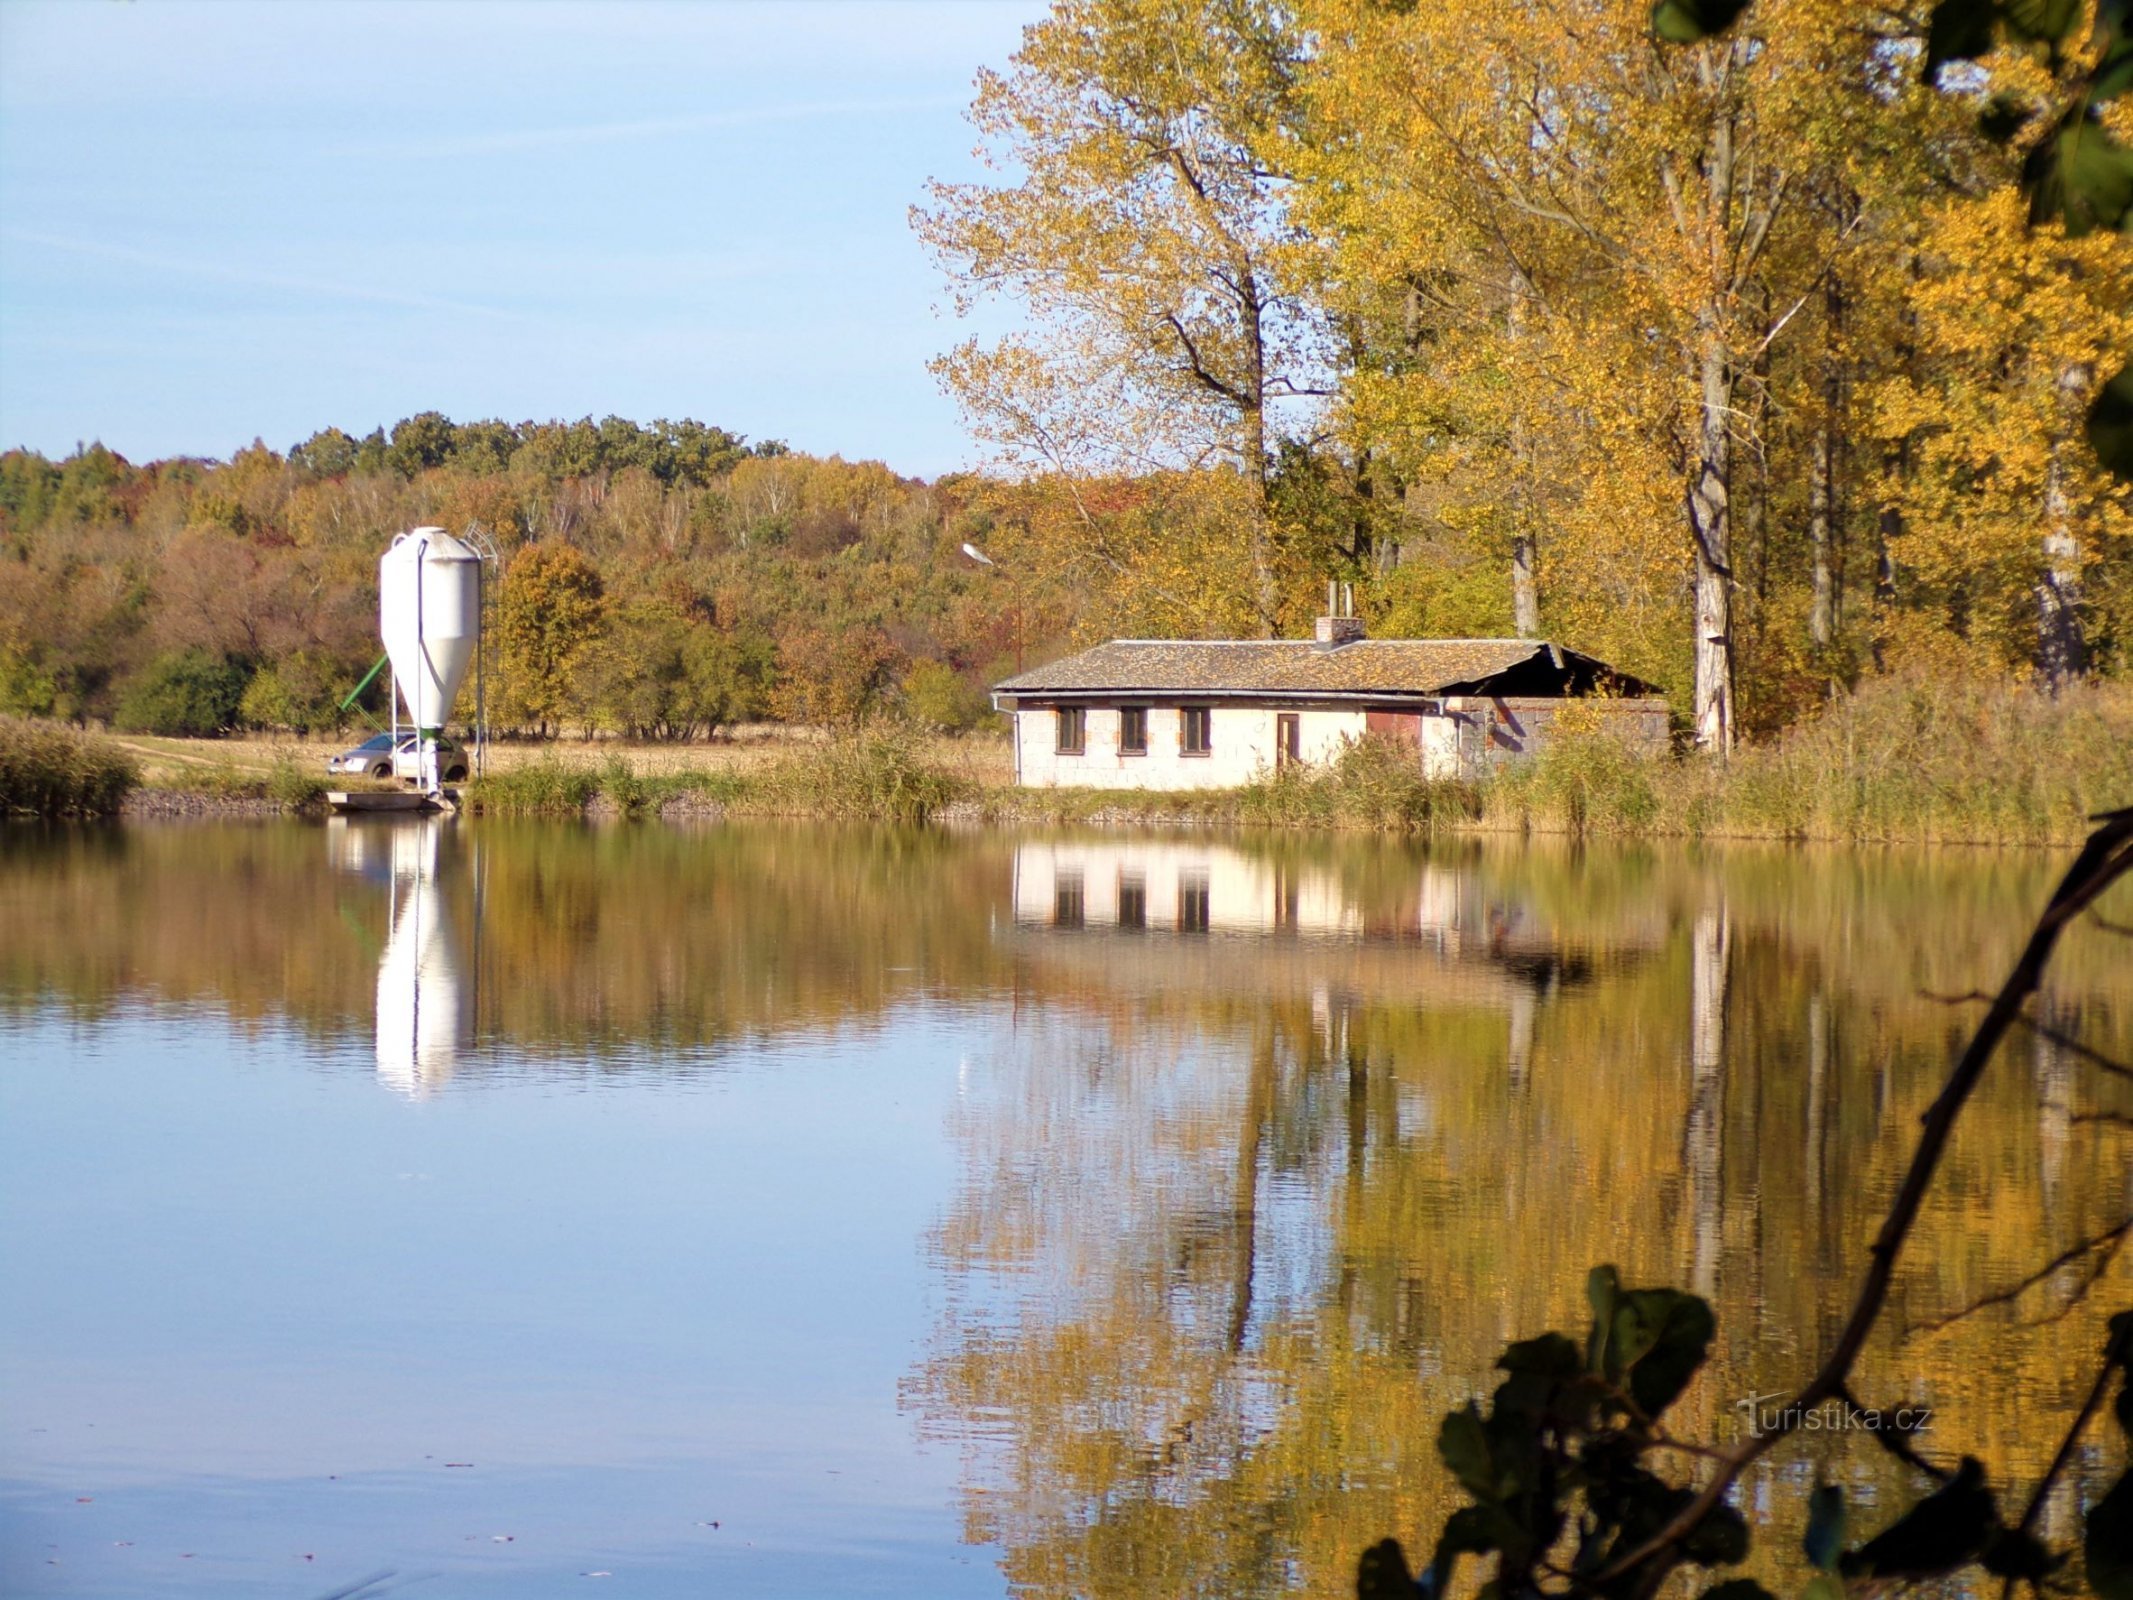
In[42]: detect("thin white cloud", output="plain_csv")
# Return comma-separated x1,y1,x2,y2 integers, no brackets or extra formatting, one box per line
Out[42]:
0,229,519,320
332,94,968,159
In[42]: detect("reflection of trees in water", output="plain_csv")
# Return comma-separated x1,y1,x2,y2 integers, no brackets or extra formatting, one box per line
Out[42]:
914,857,2133,1599
2,820,2129,1587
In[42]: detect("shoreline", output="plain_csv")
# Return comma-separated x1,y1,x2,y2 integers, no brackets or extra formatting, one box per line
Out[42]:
56,779,2098,850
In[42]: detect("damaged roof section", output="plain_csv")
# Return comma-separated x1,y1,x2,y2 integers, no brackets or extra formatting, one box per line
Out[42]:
994,639,1659,700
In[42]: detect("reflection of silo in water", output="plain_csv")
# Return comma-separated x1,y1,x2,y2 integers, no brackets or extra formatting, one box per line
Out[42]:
330,817,474,1097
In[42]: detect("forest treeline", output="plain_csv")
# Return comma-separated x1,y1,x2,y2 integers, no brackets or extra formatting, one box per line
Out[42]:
4,0,2131,749
0,415,1037,738
915,0,2133,745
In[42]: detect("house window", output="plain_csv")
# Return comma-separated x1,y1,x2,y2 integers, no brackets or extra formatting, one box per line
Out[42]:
1117,871,1147,930
1119,705,1148,756
1055,706,1085,755
1180,706,1212,757
1178,872,1211,933
1054,870,1085,928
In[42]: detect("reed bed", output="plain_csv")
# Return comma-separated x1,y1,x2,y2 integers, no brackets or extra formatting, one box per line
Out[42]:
0,717,140,817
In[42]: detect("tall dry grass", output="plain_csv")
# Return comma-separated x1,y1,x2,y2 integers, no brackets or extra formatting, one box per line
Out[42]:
464,722,975,824
0,717,139,817
1489,672,2133,844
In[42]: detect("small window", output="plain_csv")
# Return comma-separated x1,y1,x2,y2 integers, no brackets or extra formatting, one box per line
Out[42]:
1119,706,1148,757
1117,872,1147,930
1053,870,1085,928
1181,706,1212,757
1056,706,1086,755
1179,873,1211,933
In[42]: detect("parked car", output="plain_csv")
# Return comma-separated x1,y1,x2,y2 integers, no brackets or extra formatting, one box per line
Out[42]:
325,733,470,784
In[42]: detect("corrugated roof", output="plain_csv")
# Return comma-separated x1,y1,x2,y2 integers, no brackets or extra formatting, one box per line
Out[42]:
994,638,1568,697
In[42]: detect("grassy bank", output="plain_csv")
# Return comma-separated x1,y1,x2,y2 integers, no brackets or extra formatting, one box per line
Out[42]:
0,717,140,817
978,673,2133,847
464,724,974,824
108,673,2133,846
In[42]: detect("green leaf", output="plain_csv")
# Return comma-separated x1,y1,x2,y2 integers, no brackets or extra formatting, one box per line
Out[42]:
1927,0,2002,69
1585,1265,1621,1372
2090,1469,2133,1597
1980,1525,2056,1581
2093,359,2133,483
1610,1289,1716,1416
1839,1457,1998,1580
1438,1404,1498,1501
1800,1576,1845,1600
1500,1331,1582,1378
2001,0,2082,42
2024,113,2133,236
1651,0,1753,42
1422,1505,1503,1598
1357,1536,1421,1600
1803,1484,1847,1572
1683,1500,1751,1567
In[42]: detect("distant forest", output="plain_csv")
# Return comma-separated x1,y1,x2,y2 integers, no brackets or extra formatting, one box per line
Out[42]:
0,415,1042,738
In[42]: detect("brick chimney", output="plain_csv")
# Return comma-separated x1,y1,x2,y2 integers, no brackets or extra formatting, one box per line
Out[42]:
1314,580,1364,649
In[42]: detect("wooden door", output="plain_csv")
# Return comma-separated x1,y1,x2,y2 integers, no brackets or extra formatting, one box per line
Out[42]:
1276,712,1301,768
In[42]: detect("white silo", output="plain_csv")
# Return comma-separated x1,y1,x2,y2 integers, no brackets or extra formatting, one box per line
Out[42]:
378,527,484,790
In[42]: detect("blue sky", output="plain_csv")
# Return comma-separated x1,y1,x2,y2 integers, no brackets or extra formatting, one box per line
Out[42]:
0,0,1041,476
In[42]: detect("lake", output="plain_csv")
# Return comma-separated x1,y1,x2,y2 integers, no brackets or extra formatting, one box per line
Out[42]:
1,820,2127,1598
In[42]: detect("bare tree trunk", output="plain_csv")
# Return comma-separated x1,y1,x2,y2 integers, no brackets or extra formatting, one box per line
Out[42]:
1511,537,1540,638
1810,275,1845,654
1691,324,1735,754
2038,361,2090,687
1688,66,1739,755
1226,1030,1275,1354
1240,270,1281,640
1686,900,1730,1299
1808,426,1835,651
1508,269,1542,639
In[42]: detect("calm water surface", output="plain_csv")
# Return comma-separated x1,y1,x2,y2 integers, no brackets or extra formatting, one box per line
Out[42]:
1,820,2127,1598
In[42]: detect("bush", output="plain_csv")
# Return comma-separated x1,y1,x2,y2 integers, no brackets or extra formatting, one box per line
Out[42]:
239,652,353,734
746,721,967,823
1236,735,1479,831
1489,704,1663,834
114,650,250,737
0,716,138,816
462,756,601,817
0,639,59,718
901,659,994,733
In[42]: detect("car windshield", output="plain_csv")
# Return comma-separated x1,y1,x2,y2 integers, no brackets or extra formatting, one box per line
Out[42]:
353,735,393,752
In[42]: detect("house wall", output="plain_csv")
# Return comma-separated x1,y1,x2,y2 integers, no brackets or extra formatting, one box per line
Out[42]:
1008,695,1670,788
1013,703,1367,790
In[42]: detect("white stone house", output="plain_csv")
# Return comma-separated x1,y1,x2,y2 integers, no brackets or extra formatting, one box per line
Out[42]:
991,620,1668,789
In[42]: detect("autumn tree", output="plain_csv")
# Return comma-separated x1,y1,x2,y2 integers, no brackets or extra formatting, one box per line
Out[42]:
492,541,607,736
916,0,1332,635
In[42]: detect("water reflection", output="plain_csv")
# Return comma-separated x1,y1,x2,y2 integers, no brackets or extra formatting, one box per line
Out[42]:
1,824,2128,1598
327,817,477,1097
920,840,2132,1600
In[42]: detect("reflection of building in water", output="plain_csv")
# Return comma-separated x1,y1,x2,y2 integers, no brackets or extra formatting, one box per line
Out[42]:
327,817,474,1098
1012,839,1598,962
1015,839,1363,938
1008,841,1646,1093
